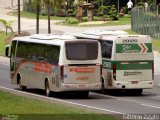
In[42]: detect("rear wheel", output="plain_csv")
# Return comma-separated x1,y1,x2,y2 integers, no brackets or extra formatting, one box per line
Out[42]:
101,78,106,94
101,82,106,94
135,89,143,96
45,81,51,97
18,78,26,91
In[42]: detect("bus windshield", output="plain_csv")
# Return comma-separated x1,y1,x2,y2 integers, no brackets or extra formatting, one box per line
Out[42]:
65,41,98,60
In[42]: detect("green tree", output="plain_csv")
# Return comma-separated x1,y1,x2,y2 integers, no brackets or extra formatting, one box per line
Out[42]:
0,19,14,34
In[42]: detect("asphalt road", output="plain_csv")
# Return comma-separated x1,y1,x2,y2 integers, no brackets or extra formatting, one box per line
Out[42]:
0,54,160,114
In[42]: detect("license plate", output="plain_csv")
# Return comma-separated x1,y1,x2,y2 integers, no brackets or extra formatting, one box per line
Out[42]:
131,81,138,84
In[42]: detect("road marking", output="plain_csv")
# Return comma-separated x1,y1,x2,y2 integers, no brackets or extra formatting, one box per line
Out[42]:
0,86,124,114
141,104,160,109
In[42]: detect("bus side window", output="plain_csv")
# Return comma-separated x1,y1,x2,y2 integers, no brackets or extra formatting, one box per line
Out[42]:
44,45,60,64
101,41,113,59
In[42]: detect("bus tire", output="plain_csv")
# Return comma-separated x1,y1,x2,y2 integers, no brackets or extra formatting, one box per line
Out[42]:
45,80,51,97
136,89,143,96
101,78,106,94
17,75,26,91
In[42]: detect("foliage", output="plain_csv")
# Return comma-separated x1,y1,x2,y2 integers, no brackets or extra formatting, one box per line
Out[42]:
0,19,15,35
108,5,119,21
67,9,73,15
23,0,35,12
0,32,12,55
82,17,88,22
66,18,79,24
93,16,100,21
40,9,47,16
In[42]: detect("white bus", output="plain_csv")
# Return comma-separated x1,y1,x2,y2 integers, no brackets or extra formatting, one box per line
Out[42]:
71,30,154,95
6,34,102,97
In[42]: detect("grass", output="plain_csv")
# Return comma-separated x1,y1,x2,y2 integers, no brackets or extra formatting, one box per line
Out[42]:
124,29,160,51
0,90,117,120
102,17,131,26
61,16,131,27
0,32,11,55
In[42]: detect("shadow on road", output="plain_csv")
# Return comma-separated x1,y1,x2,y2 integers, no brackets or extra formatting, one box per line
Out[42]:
100,89,156,97
16,88,113,100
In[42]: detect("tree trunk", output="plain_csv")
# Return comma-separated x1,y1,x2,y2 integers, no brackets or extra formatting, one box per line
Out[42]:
47,6,51,34
18,0,21,34
36,3,40,34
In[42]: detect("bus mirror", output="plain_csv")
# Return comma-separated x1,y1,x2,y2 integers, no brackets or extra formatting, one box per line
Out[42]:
5,45,10,57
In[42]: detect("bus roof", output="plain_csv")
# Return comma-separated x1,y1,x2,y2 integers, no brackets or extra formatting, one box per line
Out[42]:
12,34,92,46
82,30,129,36
69,31,151,42
67,30,128,38
101,35,151,42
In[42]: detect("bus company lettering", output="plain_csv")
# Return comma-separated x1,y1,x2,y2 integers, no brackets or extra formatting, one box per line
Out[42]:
122,45,139,53
124,71,142,76
33,63,52,73
70,68,95,73
122,39,138,43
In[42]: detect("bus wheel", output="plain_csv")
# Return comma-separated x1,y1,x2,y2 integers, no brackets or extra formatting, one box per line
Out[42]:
18,78,26,91
136,89,143,96
101,82,106,94
45,81,51,97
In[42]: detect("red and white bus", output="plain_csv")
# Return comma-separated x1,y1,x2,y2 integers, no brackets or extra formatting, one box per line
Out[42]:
6,34,102,97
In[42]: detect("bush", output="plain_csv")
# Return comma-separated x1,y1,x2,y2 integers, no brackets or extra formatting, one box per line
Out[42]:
108,5,119,21
40,9,47,16
93,16,100,21
97,11,104,17
23,1,35,12
66,18,79,24
82,17,88,22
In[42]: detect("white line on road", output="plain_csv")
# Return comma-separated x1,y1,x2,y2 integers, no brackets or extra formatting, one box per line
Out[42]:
0,86,124,114
141,104,160,109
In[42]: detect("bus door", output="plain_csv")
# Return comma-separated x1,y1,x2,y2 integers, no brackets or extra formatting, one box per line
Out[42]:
10,41,17,84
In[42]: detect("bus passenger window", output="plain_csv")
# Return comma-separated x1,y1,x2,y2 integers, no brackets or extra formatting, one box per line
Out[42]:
44,45,60,64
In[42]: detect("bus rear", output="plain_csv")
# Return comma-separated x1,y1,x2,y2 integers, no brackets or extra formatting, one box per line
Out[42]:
60,40,101,92
112,35,154,94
